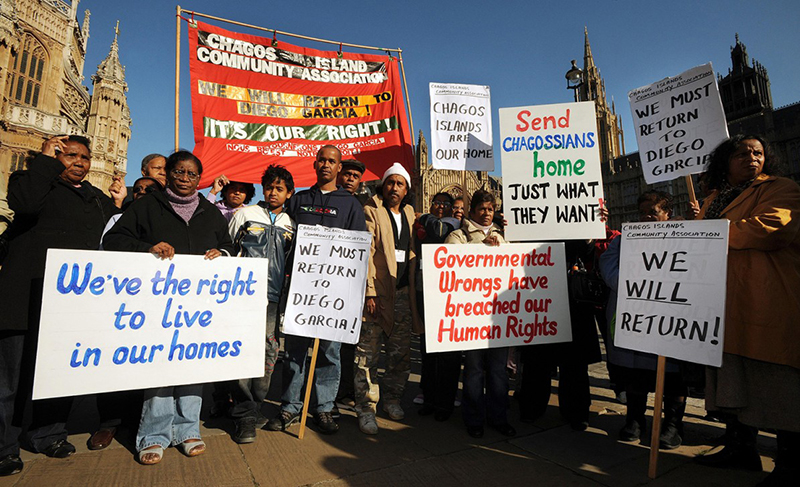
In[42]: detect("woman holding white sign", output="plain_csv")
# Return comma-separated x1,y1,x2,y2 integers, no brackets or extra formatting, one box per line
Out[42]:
446,189,516,439
695,135,800,484
104,150,234,465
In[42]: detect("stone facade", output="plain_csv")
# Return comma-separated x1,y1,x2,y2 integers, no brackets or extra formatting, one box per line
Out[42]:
580,28,625,171
415,131,502,212
0,0,130,197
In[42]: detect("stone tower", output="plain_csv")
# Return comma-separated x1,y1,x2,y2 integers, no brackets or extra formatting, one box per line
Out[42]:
85,20,131,191
717,34,772,122
580,27,625,173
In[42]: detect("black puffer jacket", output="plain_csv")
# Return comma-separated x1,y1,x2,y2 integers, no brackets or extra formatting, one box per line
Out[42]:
103,190,234,256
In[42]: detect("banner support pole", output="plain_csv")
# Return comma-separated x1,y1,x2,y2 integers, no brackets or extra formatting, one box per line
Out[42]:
648,355,667,479
174,5,181,152
297,338,321,440
397,50,415,152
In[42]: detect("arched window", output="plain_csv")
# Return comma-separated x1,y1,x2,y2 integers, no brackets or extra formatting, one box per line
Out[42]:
7,35,46,108
10,152,27,172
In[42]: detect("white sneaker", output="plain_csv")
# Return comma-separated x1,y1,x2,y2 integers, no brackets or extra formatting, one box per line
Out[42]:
358,411,378,435
413,394,424,405
382,403,405,420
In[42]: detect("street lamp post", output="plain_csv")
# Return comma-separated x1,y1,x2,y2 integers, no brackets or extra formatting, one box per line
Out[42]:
565,59,583,102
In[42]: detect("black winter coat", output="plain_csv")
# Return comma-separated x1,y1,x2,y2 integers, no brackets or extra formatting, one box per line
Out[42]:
102,190,234,257
0,154,119,331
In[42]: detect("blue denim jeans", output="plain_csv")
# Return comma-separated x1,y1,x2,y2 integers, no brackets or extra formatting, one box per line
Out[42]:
136,384,203,451
462,347,510,428
280,334,340,415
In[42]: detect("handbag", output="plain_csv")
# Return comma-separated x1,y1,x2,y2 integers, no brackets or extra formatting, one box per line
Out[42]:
568,258,608,306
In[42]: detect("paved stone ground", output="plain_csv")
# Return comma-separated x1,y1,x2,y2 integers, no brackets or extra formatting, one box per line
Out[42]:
0,336,776,487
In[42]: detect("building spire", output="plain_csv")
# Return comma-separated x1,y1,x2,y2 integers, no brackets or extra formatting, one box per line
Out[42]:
584,26,594,69
94,21,126,86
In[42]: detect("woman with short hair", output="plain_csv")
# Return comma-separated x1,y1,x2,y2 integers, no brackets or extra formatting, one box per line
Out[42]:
104,150,233,465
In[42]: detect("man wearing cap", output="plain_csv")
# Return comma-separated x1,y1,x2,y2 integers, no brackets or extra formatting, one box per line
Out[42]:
334,158,367,408
337,159,365,195
354,162,416,434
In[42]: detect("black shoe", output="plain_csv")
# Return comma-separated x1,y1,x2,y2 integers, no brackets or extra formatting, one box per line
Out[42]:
434,410,452,422
660,424,683,450
619,419,643,442
0,455,23,477
233,417,258,444
493,423,517,437
467,426,484,438
694,445,762,471
42,439,76,458
255,411,268,429
570,421,589,432
266,410,300,431
314,411,339,435
418,404,436,416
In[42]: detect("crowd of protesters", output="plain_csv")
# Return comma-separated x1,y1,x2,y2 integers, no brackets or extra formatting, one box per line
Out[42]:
0,134,797,486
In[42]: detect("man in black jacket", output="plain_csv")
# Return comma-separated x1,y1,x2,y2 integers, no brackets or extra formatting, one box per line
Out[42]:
267,145,366,435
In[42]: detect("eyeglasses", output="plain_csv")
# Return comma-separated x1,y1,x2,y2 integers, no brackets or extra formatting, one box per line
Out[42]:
170,169,200,181
432,201,452,208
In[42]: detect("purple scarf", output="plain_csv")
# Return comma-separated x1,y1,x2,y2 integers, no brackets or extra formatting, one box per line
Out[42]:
165,188,199,223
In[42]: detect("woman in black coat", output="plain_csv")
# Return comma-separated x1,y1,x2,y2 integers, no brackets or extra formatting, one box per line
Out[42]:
103,150,233,466
0,135,123,476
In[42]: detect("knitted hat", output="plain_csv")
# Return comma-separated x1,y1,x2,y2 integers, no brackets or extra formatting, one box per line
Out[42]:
381,162,411,186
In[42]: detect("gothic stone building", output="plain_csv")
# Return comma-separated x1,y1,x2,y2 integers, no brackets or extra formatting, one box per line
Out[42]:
415,131,501,212
0,0,131,198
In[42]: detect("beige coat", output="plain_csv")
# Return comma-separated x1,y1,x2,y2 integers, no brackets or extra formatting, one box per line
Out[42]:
698,174,800,369
364,194,416,335
445,219,507,245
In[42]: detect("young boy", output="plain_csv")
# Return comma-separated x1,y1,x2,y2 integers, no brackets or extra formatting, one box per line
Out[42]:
226,165,295,444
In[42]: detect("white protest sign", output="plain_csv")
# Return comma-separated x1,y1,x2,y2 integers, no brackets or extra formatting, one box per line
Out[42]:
500,101,605,242
33,250,268,400
283,224,371,344
430,82,494,171
422,242,571,353
614,220,729,367
628,63,729,184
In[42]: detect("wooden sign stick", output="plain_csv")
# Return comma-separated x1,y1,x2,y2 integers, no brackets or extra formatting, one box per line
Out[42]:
649,175,699,478
648,355,667,479
297,338,321,440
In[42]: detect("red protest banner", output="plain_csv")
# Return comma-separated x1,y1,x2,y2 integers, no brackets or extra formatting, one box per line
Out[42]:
188,20,414,188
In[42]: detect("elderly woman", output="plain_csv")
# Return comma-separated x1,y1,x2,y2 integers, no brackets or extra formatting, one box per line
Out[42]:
355,163,416,435
0,135,123,476
446,189,515,439
103,150,233,465
693,135,800,483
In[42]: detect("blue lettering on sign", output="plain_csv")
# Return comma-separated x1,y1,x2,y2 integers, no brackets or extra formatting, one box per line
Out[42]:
57,263,93,295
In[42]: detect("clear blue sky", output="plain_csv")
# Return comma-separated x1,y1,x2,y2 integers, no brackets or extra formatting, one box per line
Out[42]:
76,0,800,186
